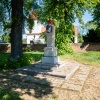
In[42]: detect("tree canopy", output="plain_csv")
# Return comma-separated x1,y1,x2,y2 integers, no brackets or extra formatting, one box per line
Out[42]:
37,0,99,53
39,0,99,23
0,0,100,58
92,2,100,36
92,3,100,24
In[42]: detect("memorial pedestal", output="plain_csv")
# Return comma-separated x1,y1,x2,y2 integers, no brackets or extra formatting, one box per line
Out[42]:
42,46,59,64
42,56,59,64
44,47,57,57
35,24,61,70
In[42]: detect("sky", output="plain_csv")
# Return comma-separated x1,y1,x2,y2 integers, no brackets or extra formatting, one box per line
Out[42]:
74,11,93,26
73,11,93,35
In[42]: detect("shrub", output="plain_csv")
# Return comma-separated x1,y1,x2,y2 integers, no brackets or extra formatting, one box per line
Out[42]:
58,43,73,55
0,53,34,70
56,32,73,55
23,46,32,52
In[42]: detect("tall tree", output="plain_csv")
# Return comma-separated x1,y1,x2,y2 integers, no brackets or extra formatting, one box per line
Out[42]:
39,0,99,27
38,0,98,53
92,2,100,41
10,0,23,60
0,0,40,60
92,3,100,24
92,3,100,28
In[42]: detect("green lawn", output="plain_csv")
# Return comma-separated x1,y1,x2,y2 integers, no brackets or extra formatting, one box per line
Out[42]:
60,51,100,66
25,51,100,67
0,51,99,99
0,51,99,68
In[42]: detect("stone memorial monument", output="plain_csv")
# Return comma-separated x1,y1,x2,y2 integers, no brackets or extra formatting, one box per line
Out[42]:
35,19,60,69
42,19,59,64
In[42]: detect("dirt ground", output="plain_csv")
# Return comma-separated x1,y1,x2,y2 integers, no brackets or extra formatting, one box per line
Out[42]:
0,60,100,100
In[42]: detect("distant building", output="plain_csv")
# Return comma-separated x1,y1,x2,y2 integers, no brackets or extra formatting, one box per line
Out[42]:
25,20,46,44
74,25,78,43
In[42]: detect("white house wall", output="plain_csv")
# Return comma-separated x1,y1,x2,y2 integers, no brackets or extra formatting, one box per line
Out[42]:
25,20,44,34
27,35,45,44
27,35,38,44
33,20,42,33
25,20,46,44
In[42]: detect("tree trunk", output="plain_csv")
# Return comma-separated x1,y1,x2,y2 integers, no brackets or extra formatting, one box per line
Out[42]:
10,0,23,60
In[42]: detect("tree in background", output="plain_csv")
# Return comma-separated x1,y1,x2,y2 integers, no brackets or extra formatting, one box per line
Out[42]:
24,0,40,33
92,3,100,41
87,29,98,42
81,21,100,43
0,0,11,42
38,0,99,54
92,3,100,24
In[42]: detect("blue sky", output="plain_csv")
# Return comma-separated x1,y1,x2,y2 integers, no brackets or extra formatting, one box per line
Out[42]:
83,11,93,23
74,11,93,26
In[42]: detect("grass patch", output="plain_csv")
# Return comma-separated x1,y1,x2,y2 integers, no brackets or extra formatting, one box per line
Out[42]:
24,51,43,61
0,88,22,100
60,51,100,66
0,52,43,70
0,51,99,70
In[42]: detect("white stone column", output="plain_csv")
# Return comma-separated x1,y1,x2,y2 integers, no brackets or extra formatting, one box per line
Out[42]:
74,36,78,43
74,25,78,43
47,26,55,47
42,25,59,64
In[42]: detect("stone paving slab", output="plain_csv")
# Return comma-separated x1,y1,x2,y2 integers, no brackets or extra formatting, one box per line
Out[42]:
61,65,93,91
16,62,79,79
0,61,93,92
61,83,82,91
34,61,67,70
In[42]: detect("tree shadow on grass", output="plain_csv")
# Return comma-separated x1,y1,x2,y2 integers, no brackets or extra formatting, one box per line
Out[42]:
0,70,54,100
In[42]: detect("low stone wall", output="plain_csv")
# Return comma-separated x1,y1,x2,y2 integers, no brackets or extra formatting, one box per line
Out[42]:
0,43,47,52
23,44,47,51
70,43,100,52
0,43,11,52
0,43,100,52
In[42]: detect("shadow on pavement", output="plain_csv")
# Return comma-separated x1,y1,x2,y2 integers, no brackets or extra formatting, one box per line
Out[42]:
0,69,53,99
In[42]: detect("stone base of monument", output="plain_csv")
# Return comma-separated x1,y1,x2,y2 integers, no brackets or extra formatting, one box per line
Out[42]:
34,46,63,70
44,47,57,57
42,56,59,64
34,60,66,70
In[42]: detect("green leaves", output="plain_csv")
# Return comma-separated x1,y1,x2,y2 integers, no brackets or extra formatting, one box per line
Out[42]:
92,2,100,36
0,88,21,100
0,53,34,70
55,29,73,55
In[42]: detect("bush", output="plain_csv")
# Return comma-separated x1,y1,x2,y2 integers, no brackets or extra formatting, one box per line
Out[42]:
56,33,73,55
23,46,32,52
0,53,34,70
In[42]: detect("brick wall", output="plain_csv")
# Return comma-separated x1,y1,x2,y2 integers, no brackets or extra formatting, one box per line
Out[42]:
0,43,100,52
0,43,11,52
70,43,100,52
23,44,47,51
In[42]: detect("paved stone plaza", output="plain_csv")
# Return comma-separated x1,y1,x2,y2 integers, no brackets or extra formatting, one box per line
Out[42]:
0,60,93,92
